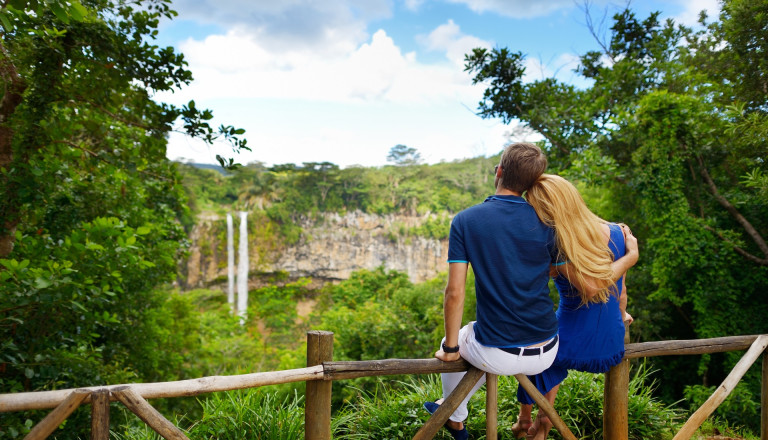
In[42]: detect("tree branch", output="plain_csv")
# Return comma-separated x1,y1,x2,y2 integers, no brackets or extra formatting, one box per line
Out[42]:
703,225,768,266
72,97,156,131
580,0,616,63
51,140,171,181
698,156,768,265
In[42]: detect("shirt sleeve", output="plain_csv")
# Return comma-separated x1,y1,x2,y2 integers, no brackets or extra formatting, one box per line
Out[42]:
547,227,562,265
447,214,468,263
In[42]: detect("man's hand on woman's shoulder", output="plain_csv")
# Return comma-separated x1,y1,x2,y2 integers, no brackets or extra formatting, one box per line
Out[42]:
620,224,639,265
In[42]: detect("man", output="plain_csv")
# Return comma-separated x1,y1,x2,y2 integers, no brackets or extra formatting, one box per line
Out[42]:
424,142,559,440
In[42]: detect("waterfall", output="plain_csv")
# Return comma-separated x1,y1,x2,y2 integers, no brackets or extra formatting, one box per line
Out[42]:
237,211,249,324
226,213,235,312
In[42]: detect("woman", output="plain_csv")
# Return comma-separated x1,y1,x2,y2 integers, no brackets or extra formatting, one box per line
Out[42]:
510,174,636,440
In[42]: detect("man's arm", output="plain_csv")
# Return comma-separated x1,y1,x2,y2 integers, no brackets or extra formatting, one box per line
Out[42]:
619,278,633,324
435,262,467,362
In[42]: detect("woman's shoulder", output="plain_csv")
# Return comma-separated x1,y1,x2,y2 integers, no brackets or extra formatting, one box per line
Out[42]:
600,222,612,242
605,222,626,253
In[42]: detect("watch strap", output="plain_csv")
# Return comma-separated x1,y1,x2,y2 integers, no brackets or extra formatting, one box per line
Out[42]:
441,342,460,353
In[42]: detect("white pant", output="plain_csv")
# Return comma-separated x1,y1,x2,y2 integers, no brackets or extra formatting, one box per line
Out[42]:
441,322,558,422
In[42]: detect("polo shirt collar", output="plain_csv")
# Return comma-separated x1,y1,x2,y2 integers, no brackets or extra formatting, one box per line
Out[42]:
484,195,528,204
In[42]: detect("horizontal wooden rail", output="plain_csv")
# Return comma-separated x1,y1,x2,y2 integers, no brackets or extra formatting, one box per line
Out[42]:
324,358,472,380
0,359,476,413
0,365,324,412
625,335,759,359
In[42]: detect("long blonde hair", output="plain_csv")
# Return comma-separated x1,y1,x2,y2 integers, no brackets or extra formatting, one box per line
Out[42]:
526,174,616,303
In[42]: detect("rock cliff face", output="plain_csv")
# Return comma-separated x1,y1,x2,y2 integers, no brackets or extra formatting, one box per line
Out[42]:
180,211,450,289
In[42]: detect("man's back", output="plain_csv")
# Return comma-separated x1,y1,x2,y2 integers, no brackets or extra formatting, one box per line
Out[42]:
448,194,557,347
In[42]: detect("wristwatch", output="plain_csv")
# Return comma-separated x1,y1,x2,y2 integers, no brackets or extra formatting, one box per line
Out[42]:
442,342,460,353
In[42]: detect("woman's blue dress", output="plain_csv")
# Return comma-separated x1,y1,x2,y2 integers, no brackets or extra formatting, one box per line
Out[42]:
517,223,626,404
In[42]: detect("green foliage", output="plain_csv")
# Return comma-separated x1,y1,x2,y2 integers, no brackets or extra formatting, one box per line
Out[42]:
322,268,445,361
334,363,681,439
179,155,497,222
387,144,423,166
331,266,412,308
684,382,761,433
334,378,444,439
0,217,179,390
694,418,761,440
1,0,247,422
546,364,682,440
405,214,452,240
188,390,305,440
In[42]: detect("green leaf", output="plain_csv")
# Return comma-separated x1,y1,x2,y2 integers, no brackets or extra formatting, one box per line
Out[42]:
49,1,70,24
85,242,104,251
24,368,34,379
136,226,151,235
34,277,52,289
0,12,13,31
70,301,87,312
68,1,88,21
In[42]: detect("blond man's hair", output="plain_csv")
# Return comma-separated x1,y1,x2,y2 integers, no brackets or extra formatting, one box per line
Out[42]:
526,174,617,304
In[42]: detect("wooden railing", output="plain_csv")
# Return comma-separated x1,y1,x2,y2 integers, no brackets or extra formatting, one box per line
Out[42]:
1,330,766,440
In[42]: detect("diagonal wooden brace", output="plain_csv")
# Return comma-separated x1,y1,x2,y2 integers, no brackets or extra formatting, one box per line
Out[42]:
673,335,768,440
413,366,485,440
24,389,90,440
112,386,189,440
515,374,578,440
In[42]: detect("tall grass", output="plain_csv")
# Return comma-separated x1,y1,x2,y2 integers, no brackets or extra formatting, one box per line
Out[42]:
187,390,305,439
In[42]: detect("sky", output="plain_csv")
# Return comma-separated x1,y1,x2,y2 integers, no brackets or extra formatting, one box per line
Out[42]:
155,0,720,169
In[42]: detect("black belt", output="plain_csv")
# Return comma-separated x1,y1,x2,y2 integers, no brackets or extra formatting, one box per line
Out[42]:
500,335,558,356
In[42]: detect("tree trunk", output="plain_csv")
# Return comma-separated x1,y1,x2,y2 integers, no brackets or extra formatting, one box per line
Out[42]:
0,43,27,258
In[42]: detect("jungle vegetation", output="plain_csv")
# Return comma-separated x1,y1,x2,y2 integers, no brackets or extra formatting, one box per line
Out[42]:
1,0,766,438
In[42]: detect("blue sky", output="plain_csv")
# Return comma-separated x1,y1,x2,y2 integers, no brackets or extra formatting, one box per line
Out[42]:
155,0,719,168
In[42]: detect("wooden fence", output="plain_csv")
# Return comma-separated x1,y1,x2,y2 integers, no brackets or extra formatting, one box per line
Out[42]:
0,330,766,440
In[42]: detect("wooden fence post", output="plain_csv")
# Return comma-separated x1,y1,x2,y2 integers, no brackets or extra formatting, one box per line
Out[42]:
305,331,333,440
90,389,110,440
604,322,630,440
486,373,498,440
759,348,766,440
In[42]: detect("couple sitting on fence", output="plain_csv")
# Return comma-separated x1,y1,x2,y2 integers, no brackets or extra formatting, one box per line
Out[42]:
425,143,638,440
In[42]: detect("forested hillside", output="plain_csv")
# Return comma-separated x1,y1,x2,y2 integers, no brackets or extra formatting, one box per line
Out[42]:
1,0,767,438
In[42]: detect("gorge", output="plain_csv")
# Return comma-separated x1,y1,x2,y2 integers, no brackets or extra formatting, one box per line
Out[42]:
181,210,451,290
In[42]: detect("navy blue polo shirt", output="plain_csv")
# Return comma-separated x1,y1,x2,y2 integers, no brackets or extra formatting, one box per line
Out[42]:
448,195,558,347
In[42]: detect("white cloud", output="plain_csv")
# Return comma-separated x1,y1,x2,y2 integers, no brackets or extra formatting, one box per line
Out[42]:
444,0,599,18
404,0,428,12
158,21,509,167
161,25,487,106
166,0,392,54
673,0,720,26
420,19,492,66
